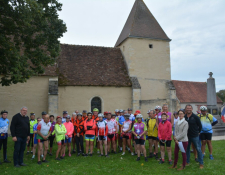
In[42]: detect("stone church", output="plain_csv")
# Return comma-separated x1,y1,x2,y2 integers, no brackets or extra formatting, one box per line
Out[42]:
0,0,222,120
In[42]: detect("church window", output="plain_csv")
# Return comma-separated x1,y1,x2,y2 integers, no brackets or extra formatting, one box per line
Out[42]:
91,97,102,113
149,44,153,48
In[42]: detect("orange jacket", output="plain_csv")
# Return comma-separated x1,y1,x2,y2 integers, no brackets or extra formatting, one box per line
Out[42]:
84,119,96,135
92,115,99,122
74,119,84,136
82,116,88,121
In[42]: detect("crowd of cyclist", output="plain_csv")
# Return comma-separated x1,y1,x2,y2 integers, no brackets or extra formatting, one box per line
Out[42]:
0,104,218,170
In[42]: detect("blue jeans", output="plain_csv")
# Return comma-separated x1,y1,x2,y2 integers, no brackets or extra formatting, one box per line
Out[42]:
13,137,27,166
186,136,203,165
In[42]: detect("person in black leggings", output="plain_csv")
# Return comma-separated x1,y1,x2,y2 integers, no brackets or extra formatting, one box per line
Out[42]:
48,115,56,156
74,114,85,156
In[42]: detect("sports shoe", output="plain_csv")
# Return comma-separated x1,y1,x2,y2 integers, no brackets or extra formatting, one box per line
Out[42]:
84,154,88,157
14,164,20,168
72,150,76,154
99,154,104,157
69,153,71,157
131,152,134,156
55,158,61,161
4,159,11,163
89,154,92,157
155,153,159,159
77,153,81,156
111,150,114,153
26,151,29,155
195,158,199,162
82,153,86,156
121,152,125,156
42,160,49,163
145,157,148,162
159,160,165,164
37,161,42,165
49,153,52,156
168,160,173,165
148,153,154,158
31,151,33,154
209,155,214,160
60,156,64,159
136,157,140,161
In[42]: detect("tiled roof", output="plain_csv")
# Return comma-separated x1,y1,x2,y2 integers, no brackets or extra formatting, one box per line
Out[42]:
172,80,223,103
56,44,132,86
115,0,171,47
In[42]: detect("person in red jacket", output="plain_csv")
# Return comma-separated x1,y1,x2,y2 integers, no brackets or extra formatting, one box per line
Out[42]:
84,112,96,156
63,115,74,157
158,113,172,164
96,113,109,157
74,113,85,156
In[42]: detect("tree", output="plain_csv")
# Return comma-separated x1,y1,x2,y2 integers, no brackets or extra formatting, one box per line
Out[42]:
217,89,225,103
0,0,67,86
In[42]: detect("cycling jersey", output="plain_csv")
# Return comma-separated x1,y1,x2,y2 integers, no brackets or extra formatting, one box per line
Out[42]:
106,119,117,134
33,123,38,141
36,121,52,139
198,113,217,133
147,118,158,137
29,119,37,134
132,122,147,140
96,120,108,136
0,118,9,139
84,119,96,135
122,120,132,132
157,111,172,123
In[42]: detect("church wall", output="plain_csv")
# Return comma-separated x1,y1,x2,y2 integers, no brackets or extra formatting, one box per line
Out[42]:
119,38,171,100
58,86,132,115
0,76,54,122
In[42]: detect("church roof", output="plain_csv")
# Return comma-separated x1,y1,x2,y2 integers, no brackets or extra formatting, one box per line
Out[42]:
115,0,171,47
56,44,132,86
172,80,223,103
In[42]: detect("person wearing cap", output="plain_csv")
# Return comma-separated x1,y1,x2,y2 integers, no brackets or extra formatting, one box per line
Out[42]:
132,114,148,162
10,106,30,167
96,113,109,157
198,106,218,160
71,112,77,154
55,116,67,160
63,115,74,157
106,112,117,154
62,111,68,124
92,108,100,153
74,113,85,156
26,112,37,155
84,112,96,156
36,114,52,164
0,110,11,164
31,117,42,160
146,110,159,159
48,115,56,156
121,114,134,156
82,110,88,121
41,111,47,119
158,112,172,164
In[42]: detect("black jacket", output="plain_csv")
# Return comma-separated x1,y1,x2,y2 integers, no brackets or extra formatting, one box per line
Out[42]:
185,113,202,138
10,113,30,138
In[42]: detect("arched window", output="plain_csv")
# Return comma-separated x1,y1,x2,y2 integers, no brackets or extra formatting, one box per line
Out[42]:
91,97,102,113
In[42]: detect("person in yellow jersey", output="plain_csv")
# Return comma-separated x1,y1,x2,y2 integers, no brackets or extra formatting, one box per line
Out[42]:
146,110,159,159
26,113,37,155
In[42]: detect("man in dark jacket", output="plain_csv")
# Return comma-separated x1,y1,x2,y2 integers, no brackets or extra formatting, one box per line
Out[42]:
184,104,203,169
10,107,30,168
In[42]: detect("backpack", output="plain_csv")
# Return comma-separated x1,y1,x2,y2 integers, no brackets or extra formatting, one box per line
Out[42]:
199,113,212,122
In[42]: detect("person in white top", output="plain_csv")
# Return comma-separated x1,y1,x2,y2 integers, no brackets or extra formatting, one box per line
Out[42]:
106,112,117,154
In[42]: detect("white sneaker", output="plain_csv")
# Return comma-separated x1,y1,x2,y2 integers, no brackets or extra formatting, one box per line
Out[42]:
131,152,134,156
121,152,125,156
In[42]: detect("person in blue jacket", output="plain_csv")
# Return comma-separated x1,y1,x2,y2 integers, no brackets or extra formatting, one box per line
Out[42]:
0,110,11,164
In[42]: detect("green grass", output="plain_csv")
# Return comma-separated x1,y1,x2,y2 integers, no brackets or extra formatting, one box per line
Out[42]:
1,138,225,175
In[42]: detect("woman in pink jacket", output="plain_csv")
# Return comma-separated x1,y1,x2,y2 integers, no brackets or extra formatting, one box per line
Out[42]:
63,115,74,157
158,113,172,164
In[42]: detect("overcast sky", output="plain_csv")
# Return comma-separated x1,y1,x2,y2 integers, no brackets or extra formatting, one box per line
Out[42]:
58,0,225,92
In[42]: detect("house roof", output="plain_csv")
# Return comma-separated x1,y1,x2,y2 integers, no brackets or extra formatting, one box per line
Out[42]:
115,0,171,47
55,44,131,86
172,80,223,103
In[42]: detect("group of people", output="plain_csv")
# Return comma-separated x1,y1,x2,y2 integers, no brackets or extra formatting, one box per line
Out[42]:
0,104,218,171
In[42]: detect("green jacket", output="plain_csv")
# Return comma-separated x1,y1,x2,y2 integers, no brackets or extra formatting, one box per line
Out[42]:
54,123,67,142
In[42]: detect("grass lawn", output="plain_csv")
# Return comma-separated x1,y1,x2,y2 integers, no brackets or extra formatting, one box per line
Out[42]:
0,138,225,175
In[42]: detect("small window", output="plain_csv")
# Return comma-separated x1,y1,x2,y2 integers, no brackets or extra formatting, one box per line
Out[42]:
91,97,102,113
149,44,153,48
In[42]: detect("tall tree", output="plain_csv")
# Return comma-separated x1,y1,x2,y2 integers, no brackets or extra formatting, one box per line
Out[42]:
0,0,67,86
217,89,225,103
